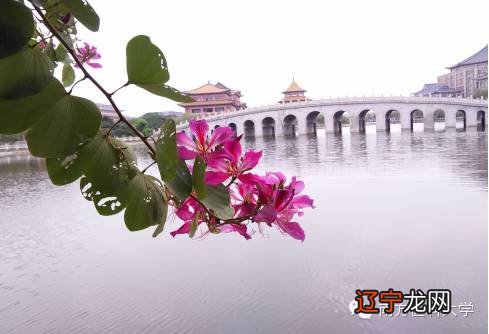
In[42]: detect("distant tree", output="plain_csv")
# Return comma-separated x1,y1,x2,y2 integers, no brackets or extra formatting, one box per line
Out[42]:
132,118,149,132
101,116,115,128
141,112,166,129
474,88,487,100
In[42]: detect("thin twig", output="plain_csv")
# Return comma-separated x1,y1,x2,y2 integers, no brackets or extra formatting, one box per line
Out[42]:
68,76,87,94
107,119,122,134
142,161,157,173
110,82,130,96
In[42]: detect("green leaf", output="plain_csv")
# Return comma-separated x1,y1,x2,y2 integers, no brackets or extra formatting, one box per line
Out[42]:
60,0,100,32
152,219,166,238
46,151,85,186
192,155,206,200
79,132,138,192
80,176,125,216
165,159,192,201
62,63,75,87
123,173,168,231
44,41,58,62
26,95,101,157
0,79,65,134
202,184,234,220
0,0,34,58
136,84,193,102
77,133,139,215
55,44,68,62
0,47,54,99
126,35,169,85
155,119,177,181
188,215,199,238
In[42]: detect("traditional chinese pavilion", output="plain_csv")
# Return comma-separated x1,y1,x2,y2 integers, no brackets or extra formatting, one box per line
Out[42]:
279,79,310,104
179,82,246,114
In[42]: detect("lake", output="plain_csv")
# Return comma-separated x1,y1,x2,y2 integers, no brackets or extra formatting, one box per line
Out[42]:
0,128,487,333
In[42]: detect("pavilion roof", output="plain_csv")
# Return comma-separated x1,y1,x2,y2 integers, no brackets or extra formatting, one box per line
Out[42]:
184,82,230,95
283,79,306,93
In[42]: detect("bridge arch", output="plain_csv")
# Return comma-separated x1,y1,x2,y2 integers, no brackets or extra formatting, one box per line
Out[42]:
410,109,423,131
359,109,376,133
434,109,445,122
262,117,276,137
434,109,446,131
477,110,486,131
283,114,299,136
244,120,255,138
306,111,323,135
456,110,467,130
385,109,400,132
228,122,237,136
333,110,351,134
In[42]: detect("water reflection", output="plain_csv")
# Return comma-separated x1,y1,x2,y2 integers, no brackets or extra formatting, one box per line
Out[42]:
0,130,487,333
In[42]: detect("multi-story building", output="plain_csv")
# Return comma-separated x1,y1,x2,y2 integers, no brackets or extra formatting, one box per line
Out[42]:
278,79,311,104
414,45,487,97
179,82,246,114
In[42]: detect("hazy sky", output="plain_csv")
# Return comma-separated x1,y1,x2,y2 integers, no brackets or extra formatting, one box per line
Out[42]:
73,0,488,116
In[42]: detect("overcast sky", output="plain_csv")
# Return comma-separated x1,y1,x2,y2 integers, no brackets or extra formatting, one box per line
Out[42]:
73,0,488,116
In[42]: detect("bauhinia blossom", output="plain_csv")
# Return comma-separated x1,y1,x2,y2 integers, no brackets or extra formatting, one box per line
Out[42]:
75,42,102,68
171,119,314,241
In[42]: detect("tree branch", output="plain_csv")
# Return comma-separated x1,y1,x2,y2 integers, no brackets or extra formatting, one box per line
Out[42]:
32,4,155,155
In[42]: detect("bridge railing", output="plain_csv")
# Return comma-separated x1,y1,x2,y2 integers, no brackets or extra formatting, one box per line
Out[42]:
175,95,487,129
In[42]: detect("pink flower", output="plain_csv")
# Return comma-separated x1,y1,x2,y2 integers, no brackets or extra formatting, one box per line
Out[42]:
169,120,314,242
176,120,233,162
75,42,102,69
205,136,262,185
231,181,258,217
252,174,315,242
219,223,251,240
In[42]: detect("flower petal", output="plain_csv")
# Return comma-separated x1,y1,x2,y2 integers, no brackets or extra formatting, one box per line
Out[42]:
220,224,251,240
208,126,233,148
177,146,198,160
189,120,209,145
273,189,294,212
282,222,305,242
291,195,315,209
176,131,195,149
253,204,277,224
207,152,229,171
241,150,262,171
224,137,242,163
87,62,102,68
205,171,229,185
170,221,191,237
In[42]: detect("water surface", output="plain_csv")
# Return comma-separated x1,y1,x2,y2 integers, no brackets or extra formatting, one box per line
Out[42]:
0,129,487,333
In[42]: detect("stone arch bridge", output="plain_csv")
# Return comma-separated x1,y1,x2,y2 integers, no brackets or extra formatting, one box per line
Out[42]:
176,96,487,137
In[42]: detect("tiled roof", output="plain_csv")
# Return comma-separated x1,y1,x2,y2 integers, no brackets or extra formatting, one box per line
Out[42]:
179,100,244,107
184,83,230,95
447,45,488,69
283,79,306,93
413,83,462,95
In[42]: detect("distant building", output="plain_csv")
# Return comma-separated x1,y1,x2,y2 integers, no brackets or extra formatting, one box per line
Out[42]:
414,45,488,97
278,79,311,104
413,83,460,97
179,82,246,113
97,103,120,120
